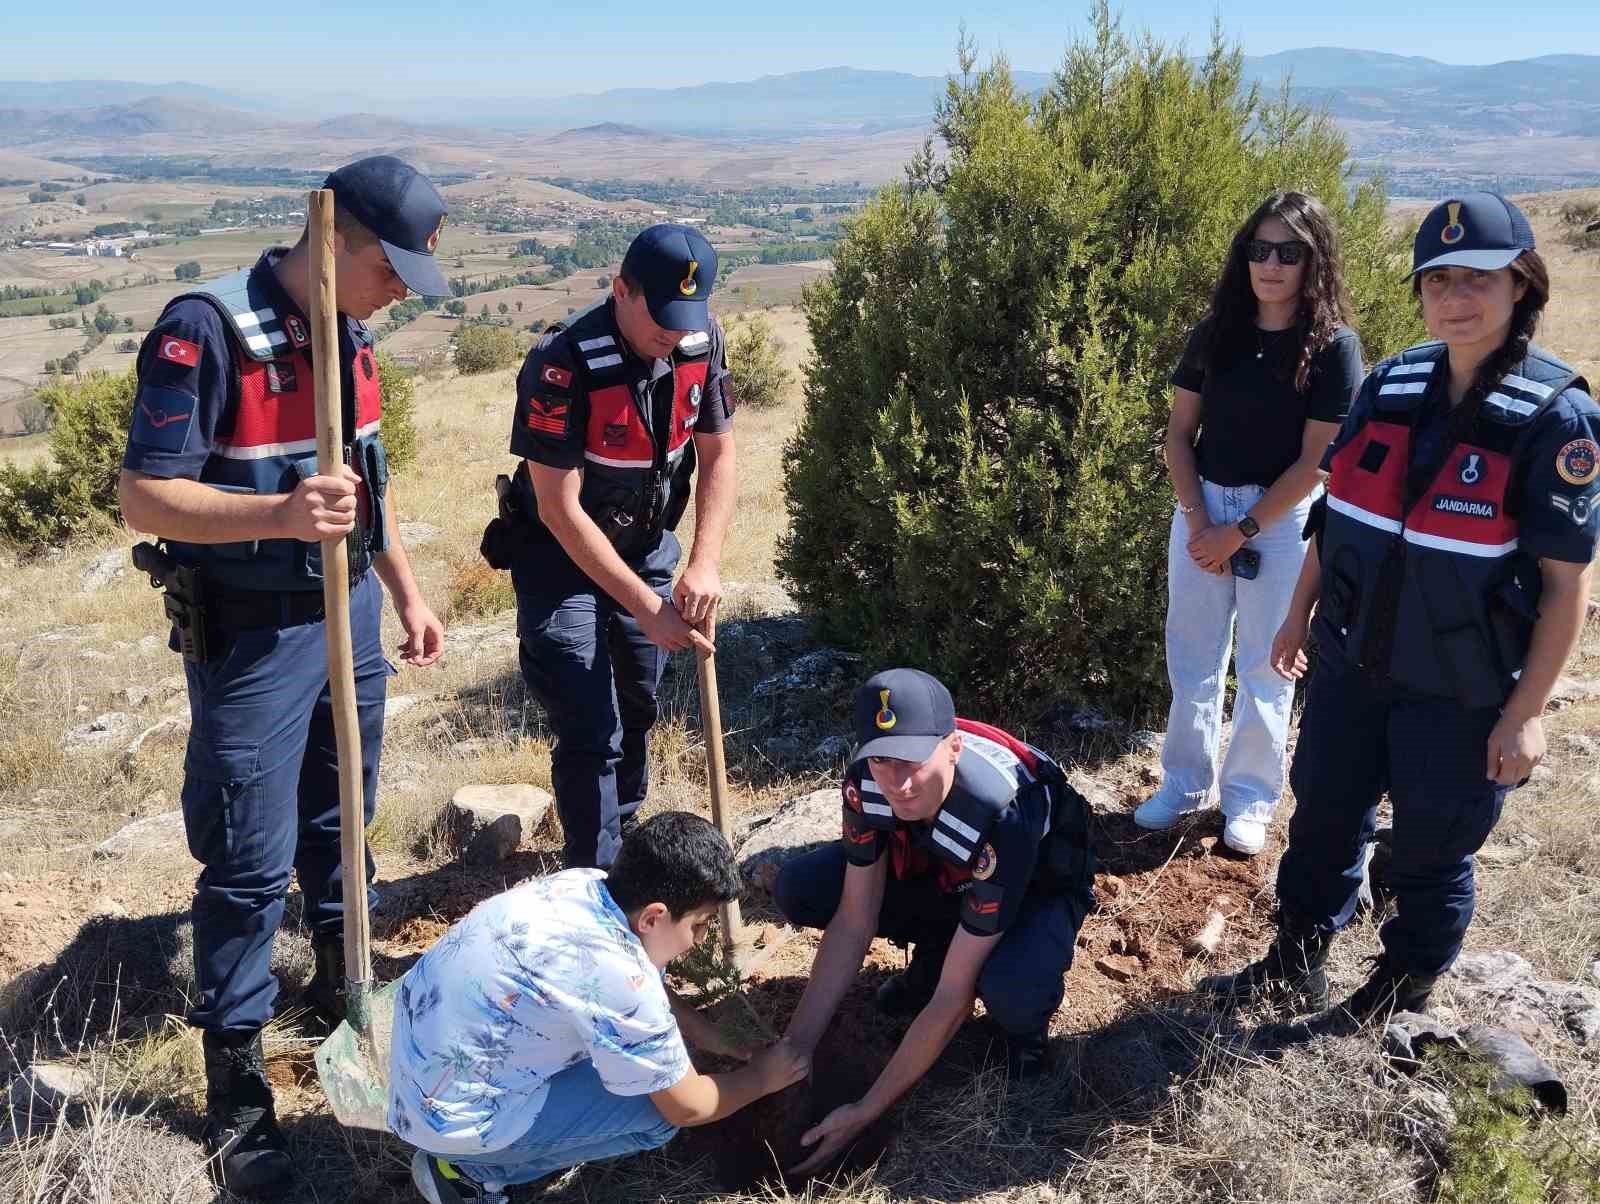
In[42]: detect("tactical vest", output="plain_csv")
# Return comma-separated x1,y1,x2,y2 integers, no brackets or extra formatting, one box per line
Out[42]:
542,300,711,560
853,719,1094,893
162,264,389,592
1316,341,1583,708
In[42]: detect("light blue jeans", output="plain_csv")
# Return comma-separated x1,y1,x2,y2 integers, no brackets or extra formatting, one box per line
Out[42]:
436,1061,678,1188
1157,480,1314,819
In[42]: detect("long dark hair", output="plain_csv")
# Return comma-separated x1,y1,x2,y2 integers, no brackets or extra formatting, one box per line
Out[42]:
1198,190,1356,393
1413,252,1549,435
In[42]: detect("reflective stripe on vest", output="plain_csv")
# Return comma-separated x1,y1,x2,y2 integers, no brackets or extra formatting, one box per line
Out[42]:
163,266,388,590
1318,343,1573,704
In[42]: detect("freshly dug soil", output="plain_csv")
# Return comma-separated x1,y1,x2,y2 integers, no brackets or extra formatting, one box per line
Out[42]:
681,988,900,1191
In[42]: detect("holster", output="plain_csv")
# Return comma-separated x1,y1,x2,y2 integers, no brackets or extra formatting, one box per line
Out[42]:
131,541,211,664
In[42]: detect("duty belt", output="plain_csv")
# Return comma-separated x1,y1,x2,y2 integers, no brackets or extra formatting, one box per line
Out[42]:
209,587,329,631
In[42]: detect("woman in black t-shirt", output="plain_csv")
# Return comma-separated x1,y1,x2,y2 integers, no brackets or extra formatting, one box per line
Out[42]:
1134,191,1364,855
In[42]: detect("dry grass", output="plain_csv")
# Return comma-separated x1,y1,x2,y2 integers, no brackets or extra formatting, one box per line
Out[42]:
1,202,1599,1204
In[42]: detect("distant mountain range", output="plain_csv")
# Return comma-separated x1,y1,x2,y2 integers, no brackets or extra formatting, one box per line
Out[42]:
4,52,1600,191
5,53,1599,137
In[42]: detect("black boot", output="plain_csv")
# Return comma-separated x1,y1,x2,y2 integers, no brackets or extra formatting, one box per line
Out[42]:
1003,1029,1052,1081
201,1029,293,1197
1283,954,1437,1041
304,934,345,1028
876,934,950,1017
1198,914,1332,1012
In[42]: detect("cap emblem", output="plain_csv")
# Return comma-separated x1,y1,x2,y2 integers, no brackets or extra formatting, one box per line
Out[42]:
1440,202,1466,246
874,688,897,731
679,259,699,297
426,214,446,254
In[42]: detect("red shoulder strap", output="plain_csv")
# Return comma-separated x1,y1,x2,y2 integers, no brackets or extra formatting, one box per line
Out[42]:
954,716,1040,774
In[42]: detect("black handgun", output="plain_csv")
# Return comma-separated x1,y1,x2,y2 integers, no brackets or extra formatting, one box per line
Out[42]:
131,542,210,663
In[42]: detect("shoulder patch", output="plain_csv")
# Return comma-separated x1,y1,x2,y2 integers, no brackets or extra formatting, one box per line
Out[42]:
156,335,200,368
1556,439,1600,487
130,385,196,453
540,363,573,390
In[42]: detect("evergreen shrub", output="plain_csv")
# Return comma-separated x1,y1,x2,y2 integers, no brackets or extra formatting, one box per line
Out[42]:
779,7,1425,717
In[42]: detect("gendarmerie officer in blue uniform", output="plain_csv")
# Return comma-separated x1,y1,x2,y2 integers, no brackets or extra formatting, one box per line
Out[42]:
483,225,736,870
772,669,1097,1174
1202,193,1599,1036
118,156,451,1196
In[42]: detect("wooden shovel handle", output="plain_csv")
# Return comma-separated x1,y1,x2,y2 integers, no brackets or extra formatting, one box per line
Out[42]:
309,189,372,1017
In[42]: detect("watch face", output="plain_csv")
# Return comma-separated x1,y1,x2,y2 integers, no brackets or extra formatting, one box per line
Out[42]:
1239,517,1259,537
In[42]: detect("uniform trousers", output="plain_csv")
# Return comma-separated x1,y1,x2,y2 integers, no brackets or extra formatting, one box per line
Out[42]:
180,572,389,1033
512,534,679,870
772,844,1093,1036
1277,659,1511,978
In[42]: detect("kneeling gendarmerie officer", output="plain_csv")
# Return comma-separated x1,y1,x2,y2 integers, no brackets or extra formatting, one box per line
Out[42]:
1202,193,1599,1037
483,225,735,870
118,157,450,1196
772,669,1097,1175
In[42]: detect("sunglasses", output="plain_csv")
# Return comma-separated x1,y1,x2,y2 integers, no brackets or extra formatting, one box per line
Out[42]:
1246,238,1310,266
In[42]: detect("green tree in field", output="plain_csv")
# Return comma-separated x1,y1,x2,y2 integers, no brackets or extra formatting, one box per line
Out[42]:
454,325,518,375
174,260,203,282
376,352,419,472
0,370,135,554
726,313,792,410
779,7,1423,717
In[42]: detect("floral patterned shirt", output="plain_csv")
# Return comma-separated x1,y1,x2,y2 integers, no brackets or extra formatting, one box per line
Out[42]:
386,869,690,1156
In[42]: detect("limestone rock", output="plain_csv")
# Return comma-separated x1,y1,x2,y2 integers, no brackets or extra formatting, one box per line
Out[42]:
5,1062,97,1129
79,550,127,593
447,784,552,865
1546,676,1600,710
93,810,186,861
752,649,862,711
119,716,190,771
62,711,139,756
735,788,840,888
1128,729,1163,754
1560,733,1598,757
384,694,424,720
1451,950,1600,1046
399,521,442,546
1065,769,1120,816
1476,833,1539,868
89,895,128,919
1095,955,1140,983
811,734,851,764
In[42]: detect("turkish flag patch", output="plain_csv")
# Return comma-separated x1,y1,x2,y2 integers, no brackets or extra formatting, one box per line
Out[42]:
156,336,200,368
541,363,573,389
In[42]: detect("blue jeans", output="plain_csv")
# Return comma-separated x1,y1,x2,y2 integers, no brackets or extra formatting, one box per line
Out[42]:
441,1061,677,1189
180,573,389,1033
512,535,679,870
1157,481,1314,819
1278,660,1510,978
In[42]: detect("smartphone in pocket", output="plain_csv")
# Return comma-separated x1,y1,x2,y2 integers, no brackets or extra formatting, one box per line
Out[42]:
1230,547,1261,580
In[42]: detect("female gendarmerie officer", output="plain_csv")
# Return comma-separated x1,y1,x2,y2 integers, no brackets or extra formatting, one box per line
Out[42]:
1201,193,1599,1035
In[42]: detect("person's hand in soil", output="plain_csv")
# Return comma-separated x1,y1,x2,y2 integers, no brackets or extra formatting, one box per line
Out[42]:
752,1039,810,1095
790,1100,873,1177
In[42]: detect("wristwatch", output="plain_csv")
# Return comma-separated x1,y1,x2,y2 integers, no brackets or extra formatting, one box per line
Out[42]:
1236,515,1260,539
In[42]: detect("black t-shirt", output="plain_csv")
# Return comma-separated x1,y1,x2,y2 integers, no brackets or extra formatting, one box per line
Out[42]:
1171,321,1364,488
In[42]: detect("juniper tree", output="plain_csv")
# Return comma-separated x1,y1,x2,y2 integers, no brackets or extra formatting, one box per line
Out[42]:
778,5,1424,717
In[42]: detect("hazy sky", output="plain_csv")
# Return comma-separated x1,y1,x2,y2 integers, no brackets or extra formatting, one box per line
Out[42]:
2,1,1596,95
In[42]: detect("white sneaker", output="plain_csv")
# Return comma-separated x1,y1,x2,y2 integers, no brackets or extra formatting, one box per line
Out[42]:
1222,803,1276,855
1133,791,1212,831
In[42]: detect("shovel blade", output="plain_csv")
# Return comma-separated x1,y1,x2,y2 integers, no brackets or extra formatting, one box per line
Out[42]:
314,977,400,1130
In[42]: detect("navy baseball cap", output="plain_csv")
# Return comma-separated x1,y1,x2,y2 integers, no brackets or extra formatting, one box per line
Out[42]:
324,156,451,298
620,224,718,332
1409,192,1535,278
851,668,956,765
